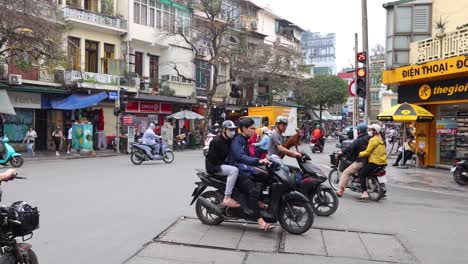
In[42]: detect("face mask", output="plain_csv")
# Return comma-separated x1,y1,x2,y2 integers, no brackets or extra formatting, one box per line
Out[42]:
226,131,236,139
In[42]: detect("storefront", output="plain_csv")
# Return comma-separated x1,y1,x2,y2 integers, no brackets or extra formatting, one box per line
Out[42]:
124,100,173,137
383,55,468,166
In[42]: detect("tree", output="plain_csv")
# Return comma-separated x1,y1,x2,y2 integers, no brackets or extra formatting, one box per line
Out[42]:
167,0,302,134
0,0,66,69
297,75,348,123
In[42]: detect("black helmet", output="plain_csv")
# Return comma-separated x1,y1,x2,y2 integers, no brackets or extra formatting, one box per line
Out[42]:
238,118,255,130
222,120,237,129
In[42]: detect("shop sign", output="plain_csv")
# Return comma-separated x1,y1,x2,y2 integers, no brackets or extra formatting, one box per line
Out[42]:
123,115,134,125
108,92,118,100
383,56,468,85
398,77,468,103
125,100,172,114
436,119,457,134
8,91,41,109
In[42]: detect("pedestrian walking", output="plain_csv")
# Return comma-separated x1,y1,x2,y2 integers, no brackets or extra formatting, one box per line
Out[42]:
22,126,37,157
52,126,65,156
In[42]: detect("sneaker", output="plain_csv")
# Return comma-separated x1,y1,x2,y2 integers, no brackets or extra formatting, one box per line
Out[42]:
56,152,60,156
67,151,71,155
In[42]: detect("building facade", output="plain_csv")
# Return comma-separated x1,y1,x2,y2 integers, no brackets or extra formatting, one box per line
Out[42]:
301,31,336,75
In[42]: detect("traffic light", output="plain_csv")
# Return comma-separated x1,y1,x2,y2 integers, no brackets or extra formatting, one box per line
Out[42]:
356,51,367,98
114,88,128,116
356,67,366,98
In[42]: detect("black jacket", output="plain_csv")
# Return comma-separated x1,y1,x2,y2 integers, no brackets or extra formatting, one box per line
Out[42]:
343,133,370,163
205,134,232,174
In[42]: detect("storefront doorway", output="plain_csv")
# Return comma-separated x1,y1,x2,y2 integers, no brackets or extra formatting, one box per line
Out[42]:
85,40,99,73
436,104,468,165
34,110,48,150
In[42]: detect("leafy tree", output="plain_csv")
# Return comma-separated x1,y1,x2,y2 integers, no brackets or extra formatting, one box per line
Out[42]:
297,75,348,123
159,80,176,96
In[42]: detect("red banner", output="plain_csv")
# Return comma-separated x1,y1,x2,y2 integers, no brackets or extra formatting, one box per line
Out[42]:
125,101,172,114
123,115,134,125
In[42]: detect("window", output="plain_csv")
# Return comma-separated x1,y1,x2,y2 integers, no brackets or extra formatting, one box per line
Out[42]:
396,6,412,33
371,92,380,104
134,0,140,24
85,40,99,73
141,0,148,26
195,59,210,89
217,64,227,89
68,37,80,71
413,5,430,33
386,9,394,36
394,36,410,49
135,52,143,77
391,99,398,106
150,7,155,27
104,43,115,59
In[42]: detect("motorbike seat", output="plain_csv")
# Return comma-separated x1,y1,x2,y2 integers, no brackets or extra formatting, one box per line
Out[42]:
369,166,386,176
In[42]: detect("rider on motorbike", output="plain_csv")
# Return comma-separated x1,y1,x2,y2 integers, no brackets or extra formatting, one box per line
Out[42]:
268,116,302,159
358,124,388,200
142,123,162,155
229,118,273,231
336,124,370,197
205,120,240,208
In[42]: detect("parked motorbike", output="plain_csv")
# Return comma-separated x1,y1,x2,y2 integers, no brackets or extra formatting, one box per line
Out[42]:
451,157,468,185
328,151,387,202
203,133,216,157
0,136,23,168
190,155,314,235
291,153,339,216
0,174,40,264
310,138,323,153
130,139,174,165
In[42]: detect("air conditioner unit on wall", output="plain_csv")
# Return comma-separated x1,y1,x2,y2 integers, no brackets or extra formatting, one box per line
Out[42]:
9,74,22,85
251,20,258,30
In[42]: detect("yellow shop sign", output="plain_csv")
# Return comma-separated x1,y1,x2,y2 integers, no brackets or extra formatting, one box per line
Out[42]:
383,56,468,85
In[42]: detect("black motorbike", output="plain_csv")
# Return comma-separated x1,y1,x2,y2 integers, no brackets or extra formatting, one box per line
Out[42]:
328,150,387,202
0,175,40,264
292,153,339,216
452,157,468,185
190,157,314,235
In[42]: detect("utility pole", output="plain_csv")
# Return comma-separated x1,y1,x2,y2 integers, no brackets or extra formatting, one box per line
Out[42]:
116,77,121,153
354,33,359,126
362,0,370,124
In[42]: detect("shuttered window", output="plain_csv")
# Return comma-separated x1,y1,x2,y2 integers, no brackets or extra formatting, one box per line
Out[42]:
413,5,430,33
396,6,412,33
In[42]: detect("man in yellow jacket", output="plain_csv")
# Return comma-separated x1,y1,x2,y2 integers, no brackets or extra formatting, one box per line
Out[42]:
358,124,388,200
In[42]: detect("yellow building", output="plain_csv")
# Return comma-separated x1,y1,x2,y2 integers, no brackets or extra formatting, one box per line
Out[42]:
383,0,468,167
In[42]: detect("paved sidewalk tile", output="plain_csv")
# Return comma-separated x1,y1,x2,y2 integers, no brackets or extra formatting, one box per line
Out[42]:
197,223,244,249
283,228,327,256
131,243,245,264
322,230,369,259
156,219,211,244
359,233,414,263
237,224,280,252
244,252,383,264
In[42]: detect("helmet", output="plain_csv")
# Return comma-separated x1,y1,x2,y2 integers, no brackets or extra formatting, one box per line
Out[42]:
239,118,255,129
276,116,288,124
356,124,368,133
149,123,156,129
222,120,237,129
316,124,321,128
261,127,269,134
369,124,382,134
214,123,220,127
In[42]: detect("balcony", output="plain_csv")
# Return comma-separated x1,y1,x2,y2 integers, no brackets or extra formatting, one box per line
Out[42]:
7,64,63,85
63,5,127,33
64,71,139,92
410,27,468,64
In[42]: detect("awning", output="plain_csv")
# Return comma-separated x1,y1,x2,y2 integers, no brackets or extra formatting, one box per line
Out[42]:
47,92,108,110
0,89,16,115
0,83,69,94
131,94,197,104
305,109,335,121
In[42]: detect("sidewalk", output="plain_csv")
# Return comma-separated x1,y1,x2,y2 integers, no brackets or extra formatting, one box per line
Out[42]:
22,149,122,162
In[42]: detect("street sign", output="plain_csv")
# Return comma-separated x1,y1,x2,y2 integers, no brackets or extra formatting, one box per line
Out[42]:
109,91,118,100
348,80,356,96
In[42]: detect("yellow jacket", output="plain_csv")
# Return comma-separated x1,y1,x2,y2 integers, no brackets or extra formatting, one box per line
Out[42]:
359,135,388,165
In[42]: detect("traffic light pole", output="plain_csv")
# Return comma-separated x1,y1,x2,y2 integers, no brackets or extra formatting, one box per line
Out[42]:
362,0,370,124
354,33,359,126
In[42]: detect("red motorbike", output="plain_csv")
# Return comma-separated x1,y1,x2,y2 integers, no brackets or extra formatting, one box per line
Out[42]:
310,137,323,153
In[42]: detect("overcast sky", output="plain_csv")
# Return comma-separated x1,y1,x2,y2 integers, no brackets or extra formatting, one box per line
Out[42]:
251,0,389,71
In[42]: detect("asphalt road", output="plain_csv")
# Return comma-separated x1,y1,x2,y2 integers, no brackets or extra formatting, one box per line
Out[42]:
2,143,468,264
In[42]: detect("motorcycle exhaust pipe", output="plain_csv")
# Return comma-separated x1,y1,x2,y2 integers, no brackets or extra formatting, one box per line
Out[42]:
462,172,468,176
197,197,223,215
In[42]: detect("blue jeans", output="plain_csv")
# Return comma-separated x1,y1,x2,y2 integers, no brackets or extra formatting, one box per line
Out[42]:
27,142,35,157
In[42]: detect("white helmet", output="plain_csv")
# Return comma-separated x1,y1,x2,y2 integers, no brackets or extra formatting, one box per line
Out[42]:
369,124,382,134
276,116,288,124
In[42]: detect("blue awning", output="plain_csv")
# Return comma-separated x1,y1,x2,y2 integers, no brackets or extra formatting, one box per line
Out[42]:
47,92,108,110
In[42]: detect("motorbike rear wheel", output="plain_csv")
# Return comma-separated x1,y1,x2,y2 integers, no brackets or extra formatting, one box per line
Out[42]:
328,168,340,191
163,151,175,163
130,150,144,165
9,156,24,168
367,177,384,202
0,249,38,264
278,200,314,235
453,168,468,185
195,191,224,225
310,188,339,216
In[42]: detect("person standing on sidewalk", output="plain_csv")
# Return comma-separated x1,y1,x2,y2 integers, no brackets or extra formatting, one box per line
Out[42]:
52,126,65,156
22,126,37,158
336,124,370,197
67,121,78,155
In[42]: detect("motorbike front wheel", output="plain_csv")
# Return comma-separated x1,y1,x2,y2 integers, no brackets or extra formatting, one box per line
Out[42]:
310,188,339,216
195,191,224,225
453,168,468,185
328,169,340,190
9,156,24,168
0,249,38,264
163,151,175,163
130,150,144,165
278,200,314,235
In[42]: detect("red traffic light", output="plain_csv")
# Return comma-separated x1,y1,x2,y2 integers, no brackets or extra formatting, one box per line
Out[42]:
356,67,366,78
357,52,367,63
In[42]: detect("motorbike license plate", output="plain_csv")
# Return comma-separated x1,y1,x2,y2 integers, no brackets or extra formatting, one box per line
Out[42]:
450,167,456,172
377,175,388,183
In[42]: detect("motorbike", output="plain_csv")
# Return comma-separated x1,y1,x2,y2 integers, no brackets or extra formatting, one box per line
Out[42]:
130,139,174,165
0,175,40,264
0,136,23,168
203,133,216,157
451,157,468,185
292,153,339,216
328,150,387,202
310,138,323,153
190,155,314,235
